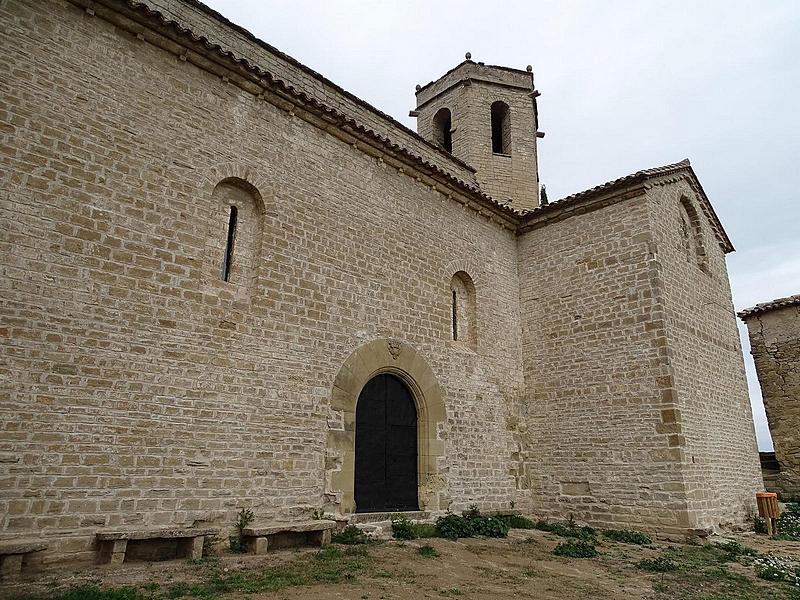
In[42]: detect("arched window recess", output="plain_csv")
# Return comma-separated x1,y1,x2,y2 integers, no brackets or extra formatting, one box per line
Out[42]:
491,101,511,155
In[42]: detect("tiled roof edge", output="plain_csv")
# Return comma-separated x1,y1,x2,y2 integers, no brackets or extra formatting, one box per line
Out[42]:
520,159,735,253
90,0,521,222
140,0,477,175
738,294,800,319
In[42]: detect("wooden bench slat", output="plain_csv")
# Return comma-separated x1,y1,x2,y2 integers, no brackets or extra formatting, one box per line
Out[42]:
242,520,336,536
96,527,218,541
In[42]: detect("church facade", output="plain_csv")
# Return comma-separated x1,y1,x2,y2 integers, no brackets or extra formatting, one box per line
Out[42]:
1,0,762,568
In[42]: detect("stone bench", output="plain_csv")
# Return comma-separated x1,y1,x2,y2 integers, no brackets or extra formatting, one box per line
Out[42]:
242,520,337,554
96,527,218,565
0,540,47,581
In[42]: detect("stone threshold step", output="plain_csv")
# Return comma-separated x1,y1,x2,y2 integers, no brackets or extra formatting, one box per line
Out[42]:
348,511,431,524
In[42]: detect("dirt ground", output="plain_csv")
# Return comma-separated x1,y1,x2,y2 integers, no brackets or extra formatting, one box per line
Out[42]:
5,529,800,600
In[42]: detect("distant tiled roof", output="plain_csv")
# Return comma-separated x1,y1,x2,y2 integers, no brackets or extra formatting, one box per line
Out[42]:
738,294,800,318
521,159,735,253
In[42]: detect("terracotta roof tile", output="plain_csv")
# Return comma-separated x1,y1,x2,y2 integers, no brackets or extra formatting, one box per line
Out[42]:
738,294,800,318
521,159,735,253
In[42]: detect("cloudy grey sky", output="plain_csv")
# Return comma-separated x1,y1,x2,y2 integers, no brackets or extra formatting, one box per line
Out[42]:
205,1,799,450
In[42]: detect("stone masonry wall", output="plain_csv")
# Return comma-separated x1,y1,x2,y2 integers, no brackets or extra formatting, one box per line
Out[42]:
138,0,477,185
646,178,762,529
0,0,525,568
743,303,800,497
517,193,692,534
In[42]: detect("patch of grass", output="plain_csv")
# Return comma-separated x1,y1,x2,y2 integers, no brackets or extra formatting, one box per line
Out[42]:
332,524,370,545
19,546,372,600
602,528,652,545
715,540,758,558
636,557,678,572
418,545,439,558
664,544,731,569
552,539,598,558
15,587,154,600
438,588,463,597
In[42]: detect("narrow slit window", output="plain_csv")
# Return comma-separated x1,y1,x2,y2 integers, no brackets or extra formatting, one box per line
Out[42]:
221,205,238,281
452,289,458,341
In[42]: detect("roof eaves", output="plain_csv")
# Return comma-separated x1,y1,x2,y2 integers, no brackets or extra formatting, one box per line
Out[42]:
738,294,800,319
519,159,735,253
138,0,477,174
88,0,520,221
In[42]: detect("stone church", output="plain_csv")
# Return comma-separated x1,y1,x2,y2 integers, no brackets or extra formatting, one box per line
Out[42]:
1,0,763,569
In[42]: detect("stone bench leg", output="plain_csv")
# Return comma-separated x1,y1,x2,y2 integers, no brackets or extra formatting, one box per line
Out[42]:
309,529,331,547
245,537,269,554
246,536,269,555
177,536,204,560
100,540,128,565
0,554,23,581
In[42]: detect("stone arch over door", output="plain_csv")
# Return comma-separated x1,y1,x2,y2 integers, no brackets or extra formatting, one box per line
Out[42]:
325,339,447,515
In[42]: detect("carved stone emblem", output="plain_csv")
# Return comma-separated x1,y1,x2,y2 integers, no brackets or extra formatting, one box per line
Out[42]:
387,339,402,360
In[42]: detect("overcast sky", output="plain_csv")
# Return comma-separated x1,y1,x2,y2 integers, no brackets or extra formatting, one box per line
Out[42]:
205,1,799,450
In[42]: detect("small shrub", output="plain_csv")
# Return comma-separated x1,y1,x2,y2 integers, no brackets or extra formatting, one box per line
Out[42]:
602,529,652,545
500,514,536,529
469,516,509,538
552,540,598,558
752,515,767,534
332,525,370,545
636,557,678,572
229,507,255,553
391,514,416,540
418,545,439,558
436,514,474,540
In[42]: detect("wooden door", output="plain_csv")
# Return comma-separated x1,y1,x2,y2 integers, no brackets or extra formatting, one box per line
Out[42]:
354,374,418,512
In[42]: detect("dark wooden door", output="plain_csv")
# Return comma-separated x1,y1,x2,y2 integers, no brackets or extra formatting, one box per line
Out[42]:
355,373,418,513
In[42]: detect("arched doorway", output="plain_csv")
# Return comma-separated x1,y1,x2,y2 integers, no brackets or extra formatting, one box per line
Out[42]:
354,373,419,512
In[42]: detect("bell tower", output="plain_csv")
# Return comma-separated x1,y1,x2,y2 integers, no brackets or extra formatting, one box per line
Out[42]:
412,55,543,211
